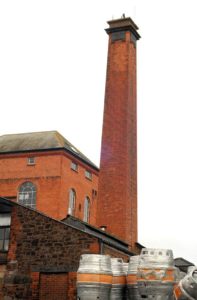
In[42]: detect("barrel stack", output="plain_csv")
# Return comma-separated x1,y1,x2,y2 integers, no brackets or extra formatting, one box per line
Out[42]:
77,254,112,300
77,250,197,300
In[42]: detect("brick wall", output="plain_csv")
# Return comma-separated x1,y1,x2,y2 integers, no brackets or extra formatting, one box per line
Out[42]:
0,150,98,223
60,154,98,224
8,205,99,272
1,202,136,299
97,23,138,247
3,204,99,299
103,244,130,262
39,273,68,300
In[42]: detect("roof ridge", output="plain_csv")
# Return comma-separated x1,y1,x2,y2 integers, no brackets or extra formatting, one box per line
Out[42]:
0,130,59,138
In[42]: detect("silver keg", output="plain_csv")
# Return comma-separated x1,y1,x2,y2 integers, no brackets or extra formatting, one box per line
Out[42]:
77,254,112,300
127,255,141,300
137,248,175,299
174,266,197,300
110,258,127,300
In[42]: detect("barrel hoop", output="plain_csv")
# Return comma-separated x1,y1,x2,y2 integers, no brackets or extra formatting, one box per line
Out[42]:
127,274,137,284
174,284,183,299
77,273,112,284
112,275,126,285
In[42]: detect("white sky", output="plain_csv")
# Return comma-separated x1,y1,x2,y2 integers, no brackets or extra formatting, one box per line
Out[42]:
1,0,197,264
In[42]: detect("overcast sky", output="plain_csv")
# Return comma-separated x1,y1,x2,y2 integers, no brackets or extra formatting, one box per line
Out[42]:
1,0,197,264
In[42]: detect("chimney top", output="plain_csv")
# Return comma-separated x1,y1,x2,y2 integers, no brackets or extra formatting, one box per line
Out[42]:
106,16,140,40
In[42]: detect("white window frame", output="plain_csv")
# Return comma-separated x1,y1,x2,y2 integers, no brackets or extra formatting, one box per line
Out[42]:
18,182,36,209
83,196,90,223
27,157,35,165
85,170,92,180
0,213,11,252
68,189,76,216
71,162,78,172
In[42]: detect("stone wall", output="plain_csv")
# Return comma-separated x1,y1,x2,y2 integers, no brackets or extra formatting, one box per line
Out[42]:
8,205,99,272
3,204,99,299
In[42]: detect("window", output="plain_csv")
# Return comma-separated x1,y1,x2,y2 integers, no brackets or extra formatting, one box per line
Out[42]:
83,196,90,223
27,157,35,165
68,189,76,216
92,189,97,198
0,213,11,252
85,170,92,180
18,182,36,209
71,162,78,172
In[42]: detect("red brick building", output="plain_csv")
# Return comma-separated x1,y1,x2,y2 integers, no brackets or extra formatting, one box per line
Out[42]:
0,131,98,224
0,16,143,299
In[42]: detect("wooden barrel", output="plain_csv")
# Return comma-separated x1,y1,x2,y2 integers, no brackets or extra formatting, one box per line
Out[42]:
110,258,127,300
137,248,175,298
174,266,197,300
77,254,112,300
127,255,141,300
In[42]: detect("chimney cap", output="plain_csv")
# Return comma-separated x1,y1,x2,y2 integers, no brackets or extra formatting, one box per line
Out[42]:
106,16,140,40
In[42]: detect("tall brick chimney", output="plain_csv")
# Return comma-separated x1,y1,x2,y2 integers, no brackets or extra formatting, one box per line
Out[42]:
97,16,140,248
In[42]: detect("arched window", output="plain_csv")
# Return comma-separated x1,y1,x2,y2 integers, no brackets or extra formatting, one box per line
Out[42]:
18,182,36,209
68,189,76,216
83,196,90,223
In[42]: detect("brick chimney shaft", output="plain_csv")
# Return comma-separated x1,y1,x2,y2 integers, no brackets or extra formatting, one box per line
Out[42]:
97,17,140,248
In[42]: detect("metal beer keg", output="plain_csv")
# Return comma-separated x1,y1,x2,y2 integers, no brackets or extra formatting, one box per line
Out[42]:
127,255,141,300
137,248,175,299
174,266,197,300
77,254,112,300
110,258,127,300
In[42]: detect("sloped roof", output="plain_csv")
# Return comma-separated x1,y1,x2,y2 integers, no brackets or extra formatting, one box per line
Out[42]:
0,131,98,170
63,215,136,256
0,197,134,257
174,257,195,273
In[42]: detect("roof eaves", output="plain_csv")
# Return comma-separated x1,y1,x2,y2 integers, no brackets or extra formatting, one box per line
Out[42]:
63,215,134,255
0,147,99,171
